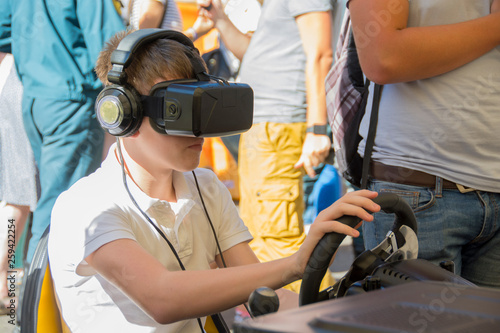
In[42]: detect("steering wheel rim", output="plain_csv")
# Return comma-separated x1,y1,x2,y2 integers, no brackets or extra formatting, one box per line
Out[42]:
298,192,417,306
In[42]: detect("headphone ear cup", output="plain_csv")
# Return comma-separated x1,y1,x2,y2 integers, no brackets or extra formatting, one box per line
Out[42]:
148,117,167,135
95,84,143,137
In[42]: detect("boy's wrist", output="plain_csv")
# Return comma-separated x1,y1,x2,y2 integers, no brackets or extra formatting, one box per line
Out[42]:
281,254,303,284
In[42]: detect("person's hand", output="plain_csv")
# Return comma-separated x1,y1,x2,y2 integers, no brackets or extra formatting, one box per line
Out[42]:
492,0,500,13
197,0,227,24
291,190,380,279
192,13,214,39
294,133,331,178
197,0,212,9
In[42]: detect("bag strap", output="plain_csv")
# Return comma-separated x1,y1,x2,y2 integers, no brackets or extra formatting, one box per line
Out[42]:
335,10,352,60
360,83,382,189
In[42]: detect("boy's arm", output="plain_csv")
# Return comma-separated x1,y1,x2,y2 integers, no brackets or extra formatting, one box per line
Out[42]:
86,190,379,324
293,10,333,178
86,238,299,324
215,242,300,311
214,241,260,268
349,0,500,84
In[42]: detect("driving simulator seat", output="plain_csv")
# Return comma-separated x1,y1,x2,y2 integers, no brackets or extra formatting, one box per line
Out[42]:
20,226,70,332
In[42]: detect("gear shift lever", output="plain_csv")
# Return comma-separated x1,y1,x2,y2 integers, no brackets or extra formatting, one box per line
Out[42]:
248,287,280,317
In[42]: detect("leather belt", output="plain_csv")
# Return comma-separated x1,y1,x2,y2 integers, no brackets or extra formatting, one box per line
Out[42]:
370,161,457,189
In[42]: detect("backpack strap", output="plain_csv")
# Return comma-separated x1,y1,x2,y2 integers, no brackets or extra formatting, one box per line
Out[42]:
360,83,382,189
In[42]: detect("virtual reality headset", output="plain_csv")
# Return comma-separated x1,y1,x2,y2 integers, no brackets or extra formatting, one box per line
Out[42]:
95,29,254,138
143,78,254,137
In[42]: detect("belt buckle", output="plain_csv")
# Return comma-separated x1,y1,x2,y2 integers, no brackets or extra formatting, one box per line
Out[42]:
456,184,476,193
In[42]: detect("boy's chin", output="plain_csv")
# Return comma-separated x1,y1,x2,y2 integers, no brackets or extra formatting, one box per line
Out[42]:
176,158,202,173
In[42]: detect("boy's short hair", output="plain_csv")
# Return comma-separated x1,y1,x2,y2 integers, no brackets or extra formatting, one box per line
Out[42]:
95,29,208,95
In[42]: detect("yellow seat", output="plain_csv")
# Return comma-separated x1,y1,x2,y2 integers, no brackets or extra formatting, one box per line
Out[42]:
20,227,69,333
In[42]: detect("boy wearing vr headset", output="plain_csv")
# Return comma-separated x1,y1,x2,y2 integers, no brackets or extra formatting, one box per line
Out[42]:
47,29,380,332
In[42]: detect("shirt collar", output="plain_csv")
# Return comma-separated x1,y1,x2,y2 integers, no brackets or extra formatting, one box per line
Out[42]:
104,142,196,214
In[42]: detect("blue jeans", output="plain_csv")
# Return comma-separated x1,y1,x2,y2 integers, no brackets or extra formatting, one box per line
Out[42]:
363,178,500,288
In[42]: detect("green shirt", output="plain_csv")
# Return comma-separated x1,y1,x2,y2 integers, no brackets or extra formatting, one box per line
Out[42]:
0,0,125,100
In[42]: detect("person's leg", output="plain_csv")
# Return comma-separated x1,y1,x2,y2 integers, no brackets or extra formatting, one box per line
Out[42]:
302,164,322,225
0,203,29,312
24,95,104,262
239,122,305,249
364,179,499,286
239,122,334,292
303,126,335,226
460,191,500,288
364,180,449,261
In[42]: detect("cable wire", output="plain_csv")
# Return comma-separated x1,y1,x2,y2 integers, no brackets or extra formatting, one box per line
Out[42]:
116,139,205,332
192,170,227,268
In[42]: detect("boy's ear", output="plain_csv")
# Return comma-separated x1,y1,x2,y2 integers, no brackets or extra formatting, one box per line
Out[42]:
124,119,146,140
130,117,150,138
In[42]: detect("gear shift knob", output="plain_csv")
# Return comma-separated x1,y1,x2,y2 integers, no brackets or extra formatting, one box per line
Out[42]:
248,287,280,317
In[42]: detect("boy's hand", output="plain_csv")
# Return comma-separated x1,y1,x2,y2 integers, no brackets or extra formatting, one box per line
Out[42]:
292,190,380,279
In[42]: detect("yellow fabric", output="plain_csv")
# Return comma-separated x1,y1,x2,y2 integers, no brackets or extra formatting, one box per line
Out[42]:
112,0,122,15
38,266,64,333
239,122,334,292
204,315,217,333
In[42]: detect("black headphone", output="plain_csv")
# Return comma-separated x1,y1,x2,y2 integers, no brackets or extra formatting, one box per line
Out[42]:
95,29,210,137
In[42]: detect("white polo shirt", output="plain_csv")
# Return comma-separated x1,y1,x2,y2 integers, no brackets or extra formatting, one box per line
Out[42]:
48,144,252,333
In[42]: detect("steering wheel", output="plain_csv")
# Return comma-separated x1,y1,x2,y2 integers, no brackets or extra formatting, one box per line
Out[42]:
299,192,418,306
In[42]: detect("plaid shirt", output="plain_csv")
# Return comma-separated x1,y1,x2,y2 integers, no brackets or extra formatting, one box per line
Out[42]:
325,10,364,173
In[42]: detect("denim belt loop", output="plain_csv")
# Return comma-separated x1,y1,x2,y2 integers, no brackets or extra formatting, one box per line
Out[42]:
435,177,443,198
